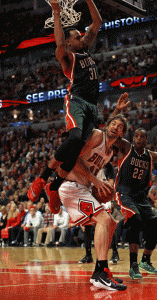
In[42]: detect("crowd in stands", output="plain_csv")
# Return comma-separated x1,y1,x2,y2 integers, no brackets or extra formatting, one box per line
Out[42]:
98,43,157,82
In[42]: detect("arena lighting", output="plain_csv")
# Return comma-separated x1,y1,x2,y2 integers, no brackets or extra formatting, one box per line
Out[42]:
12,109,20,119
28,109,34,120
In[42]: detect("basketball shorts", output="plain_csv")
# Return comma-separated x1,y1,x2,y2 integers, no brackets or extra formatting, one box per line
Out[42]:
64,94,98,141
58,181,105,226
115,191,156,223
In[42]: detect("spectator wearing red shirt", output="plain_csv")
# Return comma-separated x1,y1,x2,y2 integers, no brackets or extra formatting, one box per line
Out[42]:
6,202,26,245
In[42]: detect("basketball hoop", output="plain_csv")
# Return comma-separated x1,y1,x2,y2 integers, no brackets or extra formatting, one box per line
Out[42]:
44,0,81,28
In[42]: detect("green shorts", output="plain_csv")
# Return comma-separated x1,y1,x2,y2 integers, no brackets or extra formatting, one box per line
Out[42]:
64,94,98,142
115,191,156,223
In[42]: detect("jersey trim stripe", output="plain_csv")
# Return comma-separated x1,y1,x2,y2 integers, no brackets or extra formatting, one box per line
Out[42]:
65,94,77,130
115,192,136,222
64,53,75,94
148,151,153,188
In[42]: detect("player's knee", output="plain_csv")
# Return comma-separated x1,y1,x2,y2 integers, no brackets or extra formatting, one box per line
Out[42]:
55,128,83,163
93,210,111,227
68,128,83,147
128,214,142,245
111,217,117,232
99,210,112,228
128,214,142,230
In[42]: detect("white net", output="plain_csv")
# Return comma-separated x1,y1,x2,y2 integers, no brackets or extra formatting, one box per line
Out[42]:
44,0,81,28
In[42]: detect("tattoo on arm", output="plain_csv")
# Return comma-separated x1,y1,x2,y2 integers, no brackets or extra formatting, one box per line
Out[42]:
82,26,97,49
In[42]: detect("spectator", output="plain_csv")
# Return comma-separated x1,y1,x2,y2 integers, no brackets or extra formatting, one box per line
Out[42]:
0,191,9,206
148,186,157,205
48,206,70,247
36,205,54,246
5,202,18,245
18,187,29,202
37,199,45,214
9,203,26,245
14,200,33,245
0,206,8,244
24,205,43,247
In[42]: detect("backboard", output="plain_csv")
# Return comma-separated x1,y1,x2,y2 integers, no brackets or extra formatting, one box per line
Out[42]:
104,0,147,18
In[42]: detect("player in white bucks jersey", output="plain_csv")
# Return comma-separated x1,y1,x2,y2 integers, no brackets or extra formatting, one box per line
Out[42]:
59,114,128,291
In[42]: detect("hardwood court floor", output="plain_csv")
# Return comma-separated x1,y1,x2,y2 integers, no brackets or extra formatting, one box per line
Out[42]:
0,246,157,300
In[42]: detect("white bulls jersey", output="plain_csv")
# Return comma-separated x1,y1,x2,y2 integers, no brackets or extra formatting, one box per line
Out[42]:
66,129,113,186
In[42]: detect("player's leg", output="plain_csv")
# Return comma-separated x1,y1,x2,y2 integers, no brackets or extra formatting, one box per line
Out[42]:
78,225,94,264
125,214,143,279
138,204,157,274
110,231,119,264
115,192,143,279
91,211,126,290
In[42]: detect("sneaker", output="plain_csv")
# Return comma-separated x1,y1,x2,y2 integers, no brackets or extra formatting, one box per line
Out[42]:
27,177,46,202
115,252,120,261
139,259,157,274
129,262,143,279
90,271,100,284
46,242,54,248
93,268,127,291
90,270,123,284
110,257,118,264
45,183,61,214
78,255,94,264
110,251,119,264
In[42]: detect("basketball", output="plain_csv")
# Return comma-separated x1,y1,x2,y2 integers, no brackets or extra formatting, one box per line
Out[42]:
92,182,115,204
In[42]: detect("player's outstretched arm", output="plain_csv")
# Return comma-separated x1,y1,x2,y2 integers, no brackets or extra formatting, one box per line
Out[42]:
82,0,102,49
111,92,130,118
50,0,70,65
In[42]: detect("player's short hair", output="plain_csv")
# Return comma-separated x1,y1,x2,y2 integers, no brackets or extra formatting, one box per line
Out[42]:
134,128,148,138
64,27,78,40
106,114,128,134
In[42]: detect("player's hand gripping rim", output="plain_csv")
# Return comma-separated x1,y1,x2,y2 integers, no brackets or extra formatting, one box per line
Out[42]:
49,0,61,12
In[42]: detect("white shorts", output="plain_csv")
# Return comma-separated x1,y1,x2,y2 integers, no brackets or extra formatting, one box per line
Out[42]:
58,181,105,226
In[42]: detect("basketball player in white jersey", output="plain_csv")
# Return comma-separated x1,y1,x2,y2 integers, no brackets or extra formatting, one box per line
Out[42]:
57,112,128,291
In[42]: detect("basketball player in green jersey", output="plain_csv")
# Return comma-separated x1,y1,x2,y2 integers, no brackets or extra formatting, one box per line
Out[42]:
114,127,157,279
27,0,104,210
